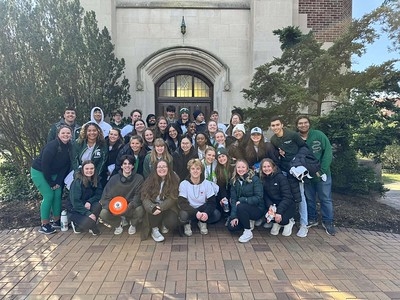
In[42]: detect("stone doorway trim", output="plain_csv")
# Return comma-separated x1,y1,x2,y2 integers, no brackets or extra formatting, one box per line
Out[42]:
136,46,231,92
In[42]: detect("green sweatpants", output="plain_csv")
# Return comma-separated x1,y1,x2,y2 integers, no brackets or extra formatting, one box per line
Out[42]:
30,168,62,221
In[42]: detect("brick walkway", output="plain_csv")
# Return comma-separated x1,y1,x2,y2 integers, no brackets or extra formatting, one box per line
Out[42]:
1,223,400,299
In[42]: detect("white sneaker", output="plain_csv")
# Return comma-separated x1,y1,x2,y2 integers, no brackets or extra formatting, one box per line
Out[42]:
239,229,253,243
282,218,295,237
161,225,169,234
254,219,264,227
184,223,192,237
114,225,123,235
151,227,165,242
198,221,208,235
296,225,308,238
121,216,129,227
270,223,281,235
249,220,255,230
263,222,273,229
128,225,136,235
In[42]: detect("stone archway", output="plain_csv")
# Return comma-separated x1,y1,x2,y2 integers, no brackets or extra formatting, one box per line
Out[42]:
135,46,231,118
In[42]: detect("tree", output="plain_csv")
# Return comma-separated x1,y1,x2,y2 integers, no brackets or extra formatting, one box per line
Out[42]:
241,4,400,195
0,0,130,168
241,5,400,125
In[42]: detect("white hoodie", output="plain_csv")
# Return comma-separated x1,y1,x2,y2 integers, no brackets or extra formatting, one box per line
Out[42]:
90,106,112,137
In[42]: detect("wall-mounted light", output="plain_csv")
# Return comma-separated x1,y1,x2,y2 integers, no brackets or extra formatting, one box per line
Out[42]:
181,16,186,35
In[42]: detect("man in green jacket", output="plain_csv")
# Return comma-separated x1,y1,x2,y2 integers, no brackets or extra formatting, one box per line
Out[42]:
296,116,335,236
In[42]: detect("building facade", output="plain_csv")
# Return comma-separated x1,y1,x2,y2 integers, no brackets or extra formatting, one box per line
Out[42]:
80,0,352,122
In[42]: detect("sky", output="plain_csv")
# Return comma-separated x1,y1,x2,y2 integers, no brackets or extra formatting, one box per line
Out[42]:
351,0,399,71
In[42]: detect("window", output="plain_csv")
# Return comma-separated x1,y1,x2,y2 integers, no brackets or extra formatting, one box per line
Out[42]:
158,73,210,98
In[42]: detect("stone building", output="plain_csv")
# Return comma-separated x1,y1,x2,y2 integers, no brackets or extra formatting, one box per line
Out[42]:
80,0,352,122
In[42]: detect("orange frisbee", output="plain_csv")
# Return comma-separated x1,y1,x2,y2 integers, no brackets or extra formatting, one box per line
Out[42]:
109,196,128,215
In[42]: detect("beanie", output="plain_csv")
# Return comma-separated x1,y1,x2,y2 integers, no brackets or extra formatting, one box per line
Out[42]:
193,109,204,120
233,123,246,134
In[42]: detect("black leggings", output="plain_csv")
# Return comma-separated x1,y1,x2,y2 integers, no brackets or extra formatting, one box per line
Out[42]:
227,203,263,231
70,202,102,232
179,203,221,224
147,210,179,230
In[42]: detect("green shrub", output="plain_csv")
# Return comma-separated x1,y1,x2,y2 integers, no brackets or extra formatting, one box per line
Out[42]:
331,148,385,196
381,144,400,173
0,161,39,202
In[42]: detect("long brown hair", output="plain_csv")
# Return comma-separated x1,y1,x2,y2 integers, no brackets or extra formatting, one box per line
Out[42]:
149,138,173,165
75,160,98,188
141,159,179,200
215,153,232,187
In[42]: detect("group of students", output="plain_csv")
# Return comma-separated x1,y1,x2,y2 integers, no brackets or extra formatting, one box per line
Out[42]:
30,105,335,243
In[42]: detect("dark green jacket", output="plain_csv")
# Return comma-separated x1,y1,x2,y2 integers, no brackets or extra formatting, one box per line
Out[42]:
305,129,333,176
230,172,265,219
69,177,103,216
270,129,306,172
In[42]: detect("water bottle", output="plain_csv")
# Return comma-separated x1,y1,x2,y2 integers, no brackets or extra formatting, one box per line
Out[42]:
222,198,230,213
60,210,68,232
265,204,276,223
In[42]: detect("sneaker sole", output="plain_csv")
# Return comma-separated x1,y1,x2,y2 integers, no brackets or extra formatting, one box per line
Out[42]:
322,224,336,236
152,235,165,242
296,232,308,238
239,236,253,243
70,222,81,234
38,229,56,235
307,222,319,229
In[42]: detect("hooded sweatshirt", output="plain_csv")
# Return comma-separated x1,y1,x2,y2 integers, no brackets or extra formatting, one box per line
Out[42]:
90,107,112,138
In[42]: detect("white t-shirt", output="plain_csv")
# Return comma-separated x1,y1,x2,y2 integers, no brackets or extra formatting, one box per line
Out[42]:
179,179,218,208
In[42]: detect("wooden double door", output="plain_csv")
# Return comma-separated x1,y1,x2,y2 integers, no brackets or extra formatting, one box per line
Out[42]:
155,71,213,120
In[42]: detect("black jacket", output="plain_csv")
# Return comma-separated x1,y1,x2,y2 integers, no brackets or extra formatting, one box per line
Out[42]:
261,169,295,215
172,146,198,181
31,138,72,187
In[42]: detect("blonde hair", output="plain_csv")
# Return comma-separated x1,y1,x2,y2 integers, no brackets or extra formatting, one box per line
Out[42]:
187,158,204,172
231,159,253,184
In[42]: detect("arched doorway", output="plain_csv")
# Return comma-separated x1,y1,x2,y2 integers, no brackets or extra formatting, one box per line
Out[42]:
155,70,213,119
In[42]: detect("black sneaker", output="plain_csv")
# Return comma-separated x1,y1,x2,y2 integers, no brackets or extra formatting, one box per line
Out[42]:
307,220,319,229
52,220,61,229
322,222,336,236
89,226,101,236
38,224,56,235
70,221,82,234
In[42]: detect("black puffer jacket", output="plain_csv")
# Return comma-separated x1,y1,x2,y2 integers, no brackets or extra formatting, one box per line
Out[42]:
261,169,295,215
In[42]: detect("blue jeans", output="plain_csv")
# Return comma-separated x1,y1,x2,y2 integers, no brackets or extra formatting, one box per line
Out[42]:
298,182,308,226
304,175,334,223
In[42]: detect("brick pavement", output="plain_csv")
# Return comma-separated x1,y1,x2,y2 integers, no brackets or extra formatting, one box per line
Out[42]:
1,223,400,299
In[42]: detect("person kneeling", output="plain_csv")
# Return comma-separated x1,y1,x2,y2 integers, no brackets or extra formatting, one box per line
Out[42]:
178,159,221,236
141,160,180,242
99,155,144,235
228,160,265,243
69,161,103,235
260,158,296,236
